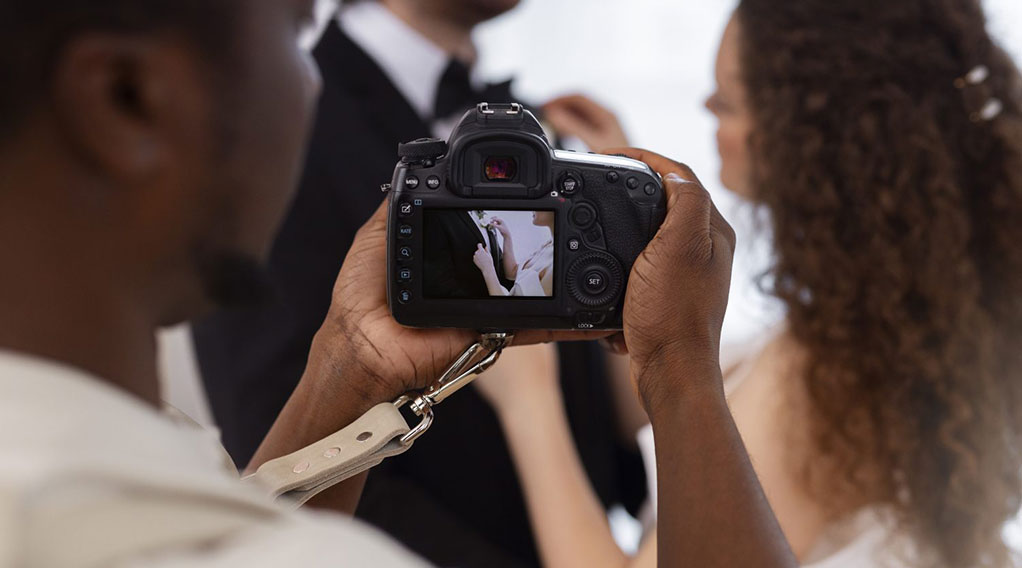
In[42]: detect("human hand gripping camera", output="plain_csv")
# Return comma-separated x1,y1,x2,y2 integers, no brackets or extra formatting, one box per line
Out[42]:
246,103,797,566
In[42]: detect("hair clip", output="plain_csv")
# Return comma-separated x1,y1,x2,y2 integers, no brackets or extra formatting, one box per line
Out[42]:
971,98,1004,122
955,65,990,89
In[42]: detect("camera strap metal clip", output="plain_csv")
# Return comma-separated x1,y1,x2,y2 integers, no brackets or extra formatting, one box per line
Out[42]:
243,332,514,507
393,331,514,445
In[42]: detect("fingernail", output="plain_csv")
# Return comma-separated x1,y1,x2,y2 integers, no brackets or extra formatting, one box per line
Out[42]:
665,173,684,182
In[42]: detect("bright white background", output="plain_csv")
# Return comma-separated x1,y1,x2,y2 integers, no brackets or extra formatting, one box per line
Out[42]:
474,0,1022,348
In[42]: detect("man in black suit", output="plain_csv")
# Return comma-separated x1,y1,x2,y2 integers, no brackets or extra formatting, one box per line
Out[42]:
192,1,645,566
424,210,509,298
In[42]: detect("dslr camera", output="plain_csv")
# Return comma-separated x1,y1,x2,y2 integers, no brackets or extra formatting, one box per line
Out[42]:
387,103,665,330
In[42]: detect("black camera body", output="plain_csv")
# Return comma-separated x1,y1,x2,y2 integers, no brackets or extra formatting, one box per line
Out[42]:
387,103,665,331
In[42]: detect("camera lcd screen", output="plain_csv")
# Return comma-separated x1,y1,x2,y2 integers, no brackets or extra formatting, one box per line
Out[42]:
423,209,555,299
483,156,518,182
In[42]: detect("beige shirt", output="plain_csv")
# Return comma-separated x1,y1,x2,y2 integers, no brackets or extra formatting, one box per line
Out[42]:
0,351,429,568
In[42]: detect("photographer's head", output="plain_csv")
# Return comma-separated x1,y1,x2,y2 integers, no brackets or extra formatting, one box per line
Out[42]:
0,0,321,322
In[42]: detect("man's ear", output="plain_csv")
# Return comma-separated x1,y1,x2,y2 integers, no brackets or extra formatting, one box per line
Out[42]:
49,34,211,184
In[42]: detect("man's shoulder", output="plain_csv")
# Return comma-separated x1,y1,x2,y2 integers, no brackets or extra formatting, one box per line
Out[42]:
0,469,429,568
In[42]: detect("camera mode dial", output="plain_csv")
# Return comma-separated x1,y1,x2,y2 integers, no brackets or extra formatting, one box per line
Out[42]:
399,138,448,165
567,251,623,307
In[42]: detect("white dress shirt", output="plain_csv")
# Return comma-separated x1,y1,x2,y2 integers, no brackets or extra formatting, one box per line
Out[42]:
338,1,487,140
0,351,429,568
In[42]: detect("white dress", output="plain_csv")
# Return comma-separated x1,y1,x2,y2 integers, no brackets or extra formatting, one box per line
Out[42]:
635,331,920,567
509,241,554,297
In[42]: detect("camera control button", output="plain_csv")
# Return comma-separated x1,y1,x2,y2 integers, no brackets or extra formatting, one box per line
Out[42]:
570,204,598,230
606,171,620,183
398,246,413,260
399,224,413,239
560,174,581,195
398,290,413,304
426,175,441,190
583,270,609,295
397,268,413,283
404,176,420,190
567,238,581,252
644,183,658,196
399,202,414,217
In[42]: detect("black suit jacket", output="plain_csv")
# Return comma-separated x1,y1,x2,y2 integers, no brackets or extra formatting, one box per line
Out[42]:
424,210,508,298
192,21,644,568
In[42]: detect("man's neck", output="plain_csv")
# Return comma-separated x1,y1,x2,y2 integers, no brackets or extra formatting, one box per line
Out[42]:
380,0,478,63
0,194,162,407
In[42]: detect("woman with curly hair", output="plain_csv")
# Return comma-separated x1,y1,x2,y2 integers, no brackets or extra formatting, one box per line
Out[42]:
476,1,1022,566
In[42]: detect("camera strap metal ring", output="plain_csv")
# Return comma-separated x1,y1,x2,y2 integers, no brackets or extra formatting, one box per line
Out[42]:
243,331,514,507
396,331,514,445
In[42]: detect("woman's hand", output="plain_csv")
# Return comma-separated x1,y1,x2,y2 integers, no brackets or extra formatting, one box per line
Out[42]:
543,94,630,151
606,148,737,410
490,217,511,240
474,343,561,418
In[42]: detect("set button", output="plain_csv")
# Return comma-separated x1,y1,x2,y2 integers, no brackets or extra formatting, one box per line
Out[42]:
583,270,608,295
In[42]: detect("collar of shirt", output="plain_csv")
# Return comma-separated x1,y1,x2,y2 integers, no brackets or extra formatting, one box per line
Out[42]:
338,1,483,123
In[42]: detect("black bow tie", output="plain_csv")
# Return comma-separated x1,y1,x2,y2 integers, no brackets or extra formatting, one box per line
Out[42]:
434,59,515,121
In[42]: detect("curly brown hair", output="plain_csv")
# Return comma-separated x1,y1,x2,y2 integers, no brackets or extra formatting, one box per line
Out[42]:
735,1,1022,566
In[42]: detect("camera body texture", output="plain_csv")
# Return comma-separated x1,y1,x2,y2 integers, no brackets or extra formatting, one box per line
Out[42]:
387,103,666,331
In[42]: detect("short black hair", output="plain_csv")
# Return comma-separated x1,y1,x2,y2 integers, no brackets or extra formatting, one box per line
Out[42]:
0,1,236,139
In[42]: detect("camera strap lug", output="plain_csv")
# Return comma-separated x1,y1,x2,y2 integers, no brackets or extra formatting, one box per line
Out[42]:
243,332,514,507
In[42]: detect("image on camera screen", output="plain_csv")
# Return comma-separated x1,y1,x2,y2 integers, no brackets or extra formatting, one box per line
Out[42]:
423,209,555,299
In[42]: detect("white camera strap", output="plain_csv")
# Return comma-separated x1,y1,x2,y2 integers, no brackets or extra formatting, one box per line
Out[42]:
242,332,514,507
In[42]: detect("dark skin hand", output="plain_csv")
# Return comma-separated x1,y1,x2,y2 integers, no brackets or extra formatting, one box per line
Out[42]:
247,199,608,511
608,148,797,567
252,147,797,567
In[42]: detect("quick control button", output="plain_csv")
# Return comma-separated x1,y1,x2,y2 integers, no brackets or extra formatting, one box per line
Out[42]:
399,224,413,239
644,183,658,196
566,251,623,307
426,175,441,190
397,268,412,283
561,174,581,195
404,176,420,190
570,203,598,230
398,290,412,304
399,202,414,217
606,171,620,183
568,238,581,252
583,270,608,295
398,246,413,260
626,177,640,190
584,227,603,245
